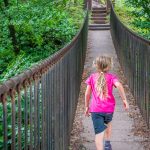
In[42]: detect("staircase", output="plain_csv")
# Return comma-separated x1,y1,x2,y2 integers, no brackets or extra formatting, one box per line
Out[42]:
89,7,110,30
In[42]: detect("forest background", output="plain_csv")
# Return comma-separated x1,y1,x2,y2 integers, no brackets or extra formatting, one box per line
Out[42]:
0,0,85,83
114,0,149,40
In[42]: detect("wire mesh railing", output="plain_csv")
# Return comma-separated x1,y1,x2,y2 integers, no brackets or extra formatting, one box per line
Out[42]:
110,3,150,127
0,12,88,150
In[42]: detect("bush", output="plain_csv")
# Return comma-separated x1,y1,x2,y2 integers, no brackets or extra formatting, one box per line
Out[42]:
114,0,150,40
0,0,85,83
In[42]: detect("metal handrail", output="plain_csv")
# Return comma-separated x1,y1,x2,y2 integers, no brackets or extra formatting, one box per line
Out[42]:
110,0,150,44
0,13,88,99
0,12,88,150
110,1,150,127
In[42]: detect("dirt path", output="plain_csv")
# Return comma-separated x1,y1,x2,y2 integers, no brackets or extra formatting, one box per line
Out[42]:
69,31,150,150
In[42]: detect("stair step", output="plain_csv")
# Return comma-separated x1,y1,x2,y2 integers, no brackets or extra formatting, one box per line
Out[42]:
89,26,110,30
92,10,107,13
91,13,107,17
92,7,106,11
93,20,106,24
89,24,110,27
91,17,106,20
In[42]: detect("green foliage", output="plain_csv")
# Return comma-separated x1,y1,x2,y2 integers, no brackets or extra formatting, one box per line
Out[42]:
125,0,150,19
0,93,35,149
99,0,106,4
0,0,85,83
115,0,150,40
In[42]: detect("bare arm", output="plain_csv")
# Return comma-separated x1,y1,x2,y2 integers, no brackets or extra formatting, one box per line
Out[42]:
85,85,92,116
114,82,127,101
114,81,129,110
85,85,92,107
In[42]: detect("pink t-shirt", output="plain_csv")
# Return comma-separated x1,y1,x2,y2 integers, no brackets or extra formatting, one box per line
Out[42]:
85,72,119,113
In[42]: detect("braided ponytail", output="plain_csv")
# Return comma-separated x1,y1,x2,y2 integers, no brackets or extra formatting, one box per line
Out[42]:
96,72,108,99
94,56,112,100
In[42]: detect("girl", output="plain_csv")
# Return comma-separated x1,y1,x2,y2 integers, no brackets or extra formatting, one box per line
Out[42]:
85,56,129,150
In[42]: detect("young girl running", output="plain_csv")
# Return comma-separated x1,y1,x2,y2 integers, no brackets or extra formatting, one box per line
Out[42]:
85,56,129,150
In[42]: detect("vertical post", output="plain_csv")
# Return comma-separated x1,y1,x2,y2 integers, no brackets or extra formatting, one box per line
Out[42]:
34,78,38,149
84,0,92,10
17,85,22,150
29,83,33,150
24,84,28,150
10,89,16,150
88,0,92,10
2,94,8,150
106,0,111,14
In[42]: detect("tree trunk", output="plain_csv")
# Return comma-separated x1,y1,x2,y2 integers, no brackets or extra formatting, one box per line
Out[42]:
4,0,9,7
3,0,20,55
8,25,20,55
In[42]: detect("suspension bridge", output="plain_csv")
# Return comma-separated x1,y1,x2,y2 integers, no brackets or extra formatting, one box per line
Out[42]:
0,0,149,150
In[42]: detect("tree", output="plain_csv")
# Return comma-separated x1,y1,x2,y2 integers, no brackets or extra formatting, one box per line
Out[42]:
126,0,150,19
1,0,20,55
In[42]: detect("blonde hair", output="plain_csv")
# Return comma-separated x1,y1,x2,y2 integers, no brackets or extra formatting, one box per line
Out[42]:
93,55,112,99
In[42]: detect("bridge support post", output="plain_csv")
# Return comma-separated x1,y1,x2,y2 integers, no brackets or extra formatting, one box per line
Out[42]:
84,0,92,10
106,0,111,14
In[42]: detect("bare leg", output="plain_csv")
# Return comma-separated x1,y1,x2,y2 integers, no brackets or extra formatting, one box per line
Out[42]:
95,131,105,150
104,122,112,140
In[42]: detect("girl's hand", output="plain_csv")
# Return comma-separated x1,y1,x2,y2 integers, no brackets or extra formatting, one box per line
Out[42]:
85,107,90,117
123,101,129,111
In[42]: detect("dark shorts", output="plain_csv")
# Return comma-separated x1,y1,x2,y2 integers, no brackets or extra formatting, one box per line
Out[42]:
91,112,113,134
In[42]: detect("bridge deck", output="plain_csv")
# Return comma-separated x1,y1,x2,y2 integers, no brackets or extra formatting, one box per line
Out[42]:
70,30,149,150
